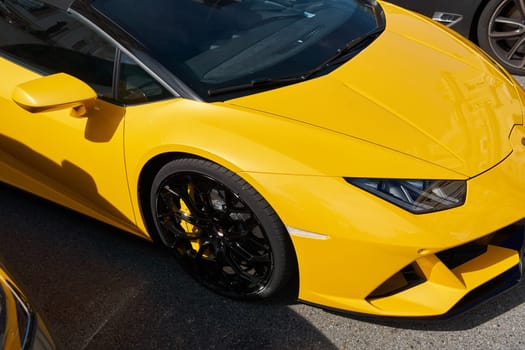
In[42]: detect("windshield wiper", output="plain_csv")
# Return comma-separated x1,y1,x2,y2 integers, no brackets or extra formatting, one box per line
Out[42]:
302,26,385,76
207,26,384,97
208,76,306,97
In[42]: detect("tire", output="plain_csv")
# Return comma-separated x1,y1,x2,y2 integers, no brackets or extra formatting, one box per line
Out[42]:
150,157,295,299
477,0,525,75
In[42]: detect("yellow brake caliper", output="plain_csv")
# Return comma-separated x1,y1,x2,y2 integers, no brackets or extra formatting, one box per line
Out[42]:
179,183,205,254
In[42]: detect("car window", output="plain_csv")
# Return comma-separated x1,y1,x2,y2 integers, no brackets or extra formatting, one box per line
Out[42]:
0,0,175,105
0,0,116,98
118,53,173,105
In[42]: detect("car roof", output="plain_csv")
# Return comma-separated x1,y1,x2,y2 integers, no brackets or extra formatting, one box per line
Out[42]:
43,0,75,10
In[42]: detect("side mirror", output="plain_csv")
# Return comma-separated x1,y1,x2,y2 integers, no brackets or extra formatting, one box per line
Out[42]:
12,73,97,117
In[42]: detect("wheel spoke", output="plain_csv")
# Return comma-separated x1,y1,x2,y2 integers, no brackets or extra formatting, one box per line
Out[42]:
194,240,213,260
229,241,271,263
221,249,266,286
197,242,260,287
224,217,259,240
156,215,185,237
245,234,272,251
154,169,276,297
157,221,192,251
224,189,244,210
506,36,525,59
490,17,525,38
164,183,211,227
156,193,190,240
191,176,215,209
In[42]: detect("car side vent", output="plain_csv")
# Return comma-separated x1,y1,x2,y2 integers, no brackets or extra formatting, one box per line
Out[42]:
367,263,425,299
436,242,488,269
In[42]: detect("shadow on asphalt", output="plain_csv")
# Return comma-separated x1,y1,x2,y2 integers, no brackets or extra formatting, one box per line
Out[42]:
0,184,336,350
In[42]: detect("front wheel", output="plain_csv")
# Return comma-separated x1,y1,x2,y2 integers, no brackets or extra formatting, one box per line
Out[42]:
150,158,295,299
477,0,525,75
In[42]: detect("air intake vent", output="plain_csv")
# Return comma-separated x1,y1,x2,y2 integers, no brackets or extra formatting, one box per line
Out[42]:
436,242,487,269
368,264,425,299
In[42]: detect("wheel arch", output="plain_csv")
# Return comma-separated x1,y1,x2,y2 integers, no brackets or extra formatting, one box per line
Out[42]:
137,151,199,242
137,151,296,243
137,151,300,298
137,149,288,235
469,0,492,43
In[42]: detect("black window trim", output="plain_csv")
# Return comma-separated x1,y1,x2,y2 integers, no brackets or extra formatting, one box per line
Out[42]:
111,46,121,103
0,50,49,77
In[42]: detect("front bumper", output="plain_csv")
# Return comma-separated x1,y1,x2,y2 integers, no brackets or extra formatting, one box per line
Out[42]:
365,220,524,317
245,125,525,317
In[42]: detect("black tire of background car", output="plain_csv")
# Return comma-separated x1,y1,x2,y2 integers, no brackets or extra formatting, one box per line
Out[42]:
477,0,525,75
150,157,295,299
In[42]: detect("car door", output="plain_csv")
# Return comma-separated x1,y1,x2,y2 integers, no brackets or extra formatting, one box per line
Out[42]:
0,0,137,232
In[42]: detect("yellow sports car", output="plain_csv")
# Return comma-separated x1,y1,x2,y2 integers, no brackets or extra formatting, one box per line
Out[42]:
1,0,525,317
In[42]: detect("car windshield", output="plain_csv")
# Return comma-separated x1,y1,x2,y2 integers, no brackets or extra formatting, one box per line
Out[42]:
92,0,384,100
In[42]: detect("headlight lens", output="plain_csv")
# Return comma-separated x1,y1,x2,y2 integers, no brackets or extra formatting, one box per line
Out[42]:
345,178,466,214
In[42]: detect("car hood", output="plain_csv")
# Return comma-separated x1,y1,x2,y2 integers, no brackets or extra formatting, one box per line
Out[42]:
226,3,523,177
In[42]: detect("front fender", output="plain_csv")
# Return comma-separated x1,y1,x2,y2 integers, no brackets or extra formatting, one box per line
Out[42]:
123,98,465,234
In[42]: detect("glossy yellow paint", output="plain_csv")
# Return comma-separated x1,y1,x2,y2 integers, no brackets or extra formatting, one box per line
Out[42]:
0,269,23,350
12,73,96,115
245,125,525,316
247,144,525,315
1,2,525,317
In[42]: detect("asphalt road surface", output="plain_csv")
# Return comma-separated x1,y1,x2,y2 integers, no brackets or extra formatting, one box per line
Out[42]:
2,78,525,350
514,75,525,88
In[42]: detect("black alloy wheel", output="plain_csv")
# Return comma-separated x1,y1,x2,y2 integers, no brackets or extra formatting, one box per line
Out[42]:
478,0,525,75
150,158,294,299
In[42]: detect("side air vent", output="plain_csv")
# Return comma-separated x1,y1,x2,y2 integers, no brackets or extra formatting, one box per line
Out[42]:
367,263,425,299
436,242,487,269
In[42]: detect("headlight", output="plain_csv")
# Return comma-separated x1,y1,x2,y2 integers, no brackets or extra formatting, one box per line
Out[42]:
345,178,466,214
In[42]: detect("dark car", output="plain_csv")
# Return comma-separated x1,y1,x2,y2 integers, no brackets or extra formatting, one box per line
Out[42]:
388,0,525,75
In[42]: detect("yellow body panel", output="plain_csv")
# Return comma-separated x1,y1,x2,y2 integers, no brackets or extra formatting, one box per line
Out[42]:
0,58,138,234
1,2,525,317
